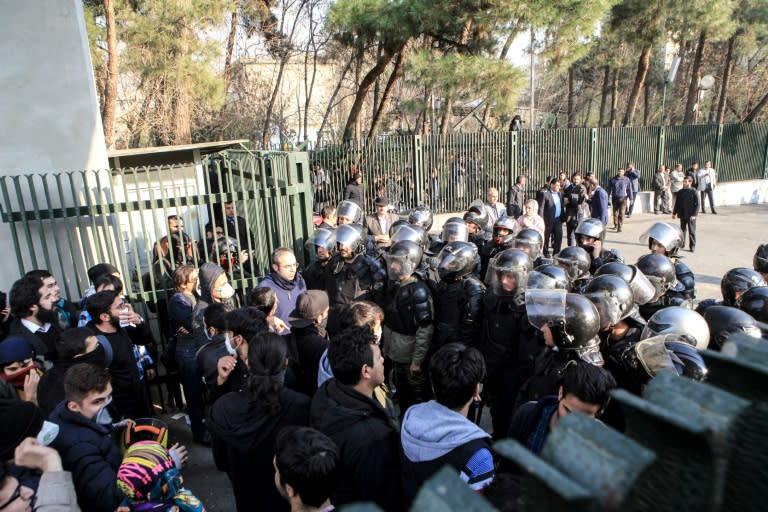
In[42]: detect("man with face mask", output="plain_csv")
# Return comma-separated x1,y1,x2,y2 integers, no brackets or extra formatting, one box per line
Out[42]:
0,337,42,404
8,275,62,366
85,290,152,419
382,241,435,417
49,363,190,512
192,262,239,331
37,328,109,417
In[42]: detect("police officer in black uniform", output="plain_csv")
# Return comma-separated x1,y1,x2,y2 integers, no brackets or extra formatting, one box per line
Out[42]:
433,241,485,349
479,217,520,281
480,248,538,438
639,221,695,303
575,218,623,274
554,246,592,293
382,240,434,417
303,228,335,291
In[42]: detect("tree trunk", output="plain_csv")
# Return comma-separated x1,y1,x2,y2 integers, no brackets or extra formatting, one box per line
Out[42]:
303,1,318,141
683,30,707,125
567,66,576,128
173,19,192,144
368,47,408,141
623,46,652,126
716,34,736,125
101,0,118,148
316,59,352,145
598,66,610,127
643,81,650,125
439,92,453,136
342,43,403,142
743,90,768,123
223,11,238,85
262,0,307,147
610,69,619,128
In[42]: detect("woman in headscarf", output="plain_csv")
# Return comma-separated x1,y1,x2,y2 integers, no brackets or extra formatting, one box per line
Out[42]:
516,199,546,236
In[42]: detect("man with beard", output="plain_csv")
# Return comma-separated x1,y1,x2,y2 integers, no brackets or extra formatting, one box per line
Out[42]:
8,274,62,365
260,247,308,325
85,290,153,419
24,269,79,330
563,173,589,247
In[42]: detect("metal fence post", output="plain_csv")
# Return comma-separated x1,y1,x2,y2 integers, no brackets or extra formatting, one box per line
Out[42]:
714,123,724,171
412,135,425,206
656,125,666,171
589,128,598,176
763,129,768,179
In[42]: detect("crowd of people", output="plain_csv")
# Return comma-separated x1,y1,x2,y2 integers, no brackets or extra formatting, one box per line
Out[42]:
0,158,764,511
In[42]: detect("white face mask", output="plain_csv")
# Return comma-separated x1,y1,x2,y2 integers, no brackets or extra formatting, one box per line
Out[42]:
95,397,113,425
217,283,236,300
37,421,60,446
224,333,237,356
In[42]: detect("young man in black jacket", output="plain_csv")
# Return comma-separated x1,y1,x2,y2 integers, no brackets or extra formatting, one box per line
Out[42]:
309,326,402,511
672,176,700,253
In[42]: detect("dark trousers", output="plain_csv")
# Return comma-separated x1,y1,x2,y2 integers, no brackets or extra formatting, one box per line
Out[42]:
486,368,524,440
543,220,563,256
680,218,697,250
392,361,429,419
612,197,627,229
700,188,717,213
566,218,578,247
628,192,638,215
176,342,207,439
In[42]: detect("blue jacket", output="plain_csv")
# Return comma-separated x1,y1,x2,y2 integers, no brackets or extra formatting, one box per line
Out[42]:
49,401,123,512
626,168,641,193
607,176,634,200
589,186,609,225
259,272,308,324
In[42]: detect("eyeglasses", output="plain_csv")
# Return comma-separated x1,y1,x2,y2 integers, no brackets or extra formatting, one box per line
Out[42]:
0,481,32,510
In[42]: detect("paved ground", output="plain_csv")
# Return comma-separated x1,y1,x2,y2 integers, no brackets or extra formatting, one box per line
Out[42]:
166,203,767,510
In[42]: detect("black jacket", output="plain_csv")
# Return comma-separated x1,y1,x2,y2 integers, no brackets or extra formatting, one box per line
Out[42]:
86,321,152,419
344,182,364,207
37,347,108,417
506,185,527,217
673,187,699,220
7,318,60,363
286,323,329,397
310,379,403,511
538,189,566,224
50,401,123,512
208,389,310,512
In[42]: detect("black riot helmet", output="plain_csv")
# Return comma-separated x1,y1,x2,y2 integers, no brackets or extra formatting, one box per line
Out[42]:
436,241,478,281
389,219,410,236
385,240,423,282
665,339,708,381
335,223,366,256
575,218,606,243
636,253,678,302
492,217,520,248
336,200,363,225
463,209,487,233
514,228,544,261
408,205,434,231
390,224,428,250
641,307,710,349
721,267,767,306
525,290,603,365
703,305,761,350
595,262,657,306
611,335,679,389
554,246,591,281
754,244,768,275
639,222,684,257
528,264,570,290
738,286,768,323
486,248,530,296
583,275,635,331
304,228,336,262
441,217,469,243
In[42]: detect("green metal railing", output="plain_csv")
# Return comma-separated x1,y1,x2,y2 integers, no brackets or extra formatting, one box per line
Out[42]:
308,123,768,213
0,150,313,303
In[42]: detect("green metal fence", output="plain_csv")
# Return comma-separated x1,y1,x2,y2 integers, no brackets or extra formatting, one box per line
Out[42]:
309,123,768,213
0,150,313,303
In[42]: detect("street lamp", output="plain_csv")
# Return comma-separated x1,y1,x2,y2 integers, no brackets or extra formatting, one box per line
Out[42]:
661,56,681,126
694,74,715,124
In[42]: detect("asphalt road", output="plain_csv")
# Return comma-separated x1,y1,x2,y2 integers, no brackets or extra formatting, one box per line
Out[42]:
167,203,767,511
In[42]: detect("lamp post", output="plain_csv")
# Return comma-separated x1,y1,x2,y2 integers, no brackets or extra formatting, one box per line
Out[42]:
661,57,681,126
694,74,715,124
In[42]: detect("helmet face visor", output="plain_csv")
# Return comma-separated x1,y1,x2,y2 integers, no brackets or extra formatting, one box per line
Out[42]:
487,268,528,296
525,289,567,330
639,223,682,254
336,201,362,224
586,293,623,331
634,336,678,378
441,222,469,243
629,266,657,305
384,253,416,281
437,251,473,280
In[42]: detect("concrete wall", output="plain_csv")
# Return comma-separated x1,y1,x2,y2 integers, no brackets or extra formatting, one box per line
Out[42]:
0,0,109,292
635,179,768,213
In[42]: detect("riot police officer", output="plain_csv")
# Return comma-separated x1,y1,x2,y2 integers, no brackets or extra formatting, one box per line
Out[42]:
554,246,592,293
324,224,386,333
696,267,768,315
575,218,623,274
702,305,761,350
480,217,520,281
382,240,435,416
639,221,695,302
303,228,335,291
636,253,688,320
514,228,549,267
480,248,538,438
433,241,485,349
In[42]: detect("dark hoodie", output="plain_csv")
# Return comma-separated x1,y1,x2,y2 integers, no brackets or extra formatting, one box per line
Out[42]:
191,262,226,330
310,379,403,511
207,389,310,512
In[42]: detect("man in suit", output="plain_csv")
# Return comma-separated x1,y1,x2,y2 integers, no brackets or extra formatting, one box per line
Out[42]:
364,196,400,250
538,178,566,257
672,176,699,253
